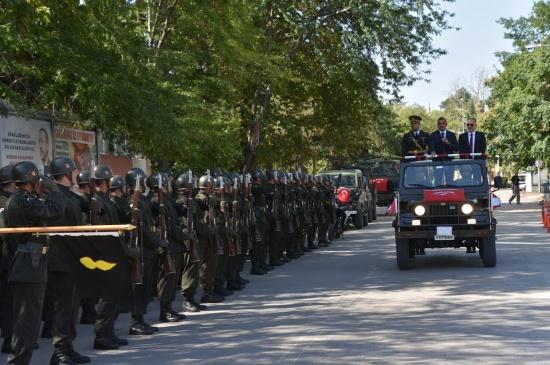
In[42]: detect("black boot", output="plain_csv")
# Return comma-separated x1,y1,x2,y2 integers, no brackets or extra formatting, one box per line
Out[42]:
200,292,224,303
182,298,200,312
41,320,53,338
236,273,250,285
68,345,91,364
93,337,119,351
227,280,245,291
1,337,11,354
260,262,274,271
250,262,266,275
50,347,77,365
129,318,155,336
159,302,185,322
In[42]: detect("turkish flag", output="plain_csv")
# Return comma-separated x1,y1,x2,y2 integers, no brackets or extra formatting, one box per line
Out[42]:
386,198,397,216
423,189,465,203
337,187,352,204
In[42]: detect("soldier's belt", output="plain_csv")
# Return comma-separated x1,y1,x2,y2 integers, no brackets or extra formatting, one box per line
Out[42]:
17,243,48,254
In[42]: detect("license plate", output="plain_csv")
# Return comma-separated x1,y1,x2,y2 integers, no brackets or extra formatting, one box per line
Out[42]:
435,226,454,240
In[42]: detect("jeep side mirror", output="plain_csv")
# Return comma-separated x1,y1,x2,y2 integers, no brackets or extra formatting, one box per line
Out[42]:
493,176,503,189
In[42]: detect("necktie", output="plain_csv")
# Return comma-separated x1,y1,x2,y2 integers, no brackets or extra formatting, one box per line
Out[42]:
469,133,473,153
441,132,445,139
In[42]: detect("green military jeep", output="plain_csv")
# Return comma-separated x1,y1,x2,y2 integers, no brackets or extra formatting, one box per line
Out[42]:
317,169,374,228
393,159,501,270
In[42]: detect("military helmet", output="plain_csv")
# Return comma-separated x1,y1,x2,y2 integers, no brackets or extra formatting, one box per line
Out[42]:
125,167,146,187
253,169,266,183
265,170,275,181
49,157,77,177
93,164,113,181
77,171,91,185
198,175,211,189
109,175,126,190
12,161,40,183
146,174,168,190
0,165,13,185
213,176,224,190
175,172,194,191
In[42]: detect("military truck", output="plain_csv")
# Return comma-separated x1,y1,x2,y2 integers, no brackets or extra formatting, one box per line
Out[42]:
393,158,501,270
316,169,373,228
355,159,400,207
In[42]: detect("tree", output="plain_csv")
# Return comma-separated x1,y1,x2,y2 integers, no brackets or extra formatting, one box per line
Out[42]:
485,1,550,168
0,0,454,172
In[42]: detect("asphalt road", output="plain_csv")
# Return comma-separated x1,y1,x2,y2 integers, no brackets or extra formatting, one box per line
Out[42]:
5,202,550,364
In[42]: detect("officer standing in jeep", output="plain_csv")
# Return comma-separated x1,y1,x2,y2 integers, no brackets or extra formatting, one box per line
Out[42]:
401,115,431,161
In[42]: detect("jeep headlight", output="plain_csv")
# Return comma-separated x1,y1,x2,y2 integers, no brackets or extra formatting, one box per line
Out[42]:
414,205,426,216
461,203,474,215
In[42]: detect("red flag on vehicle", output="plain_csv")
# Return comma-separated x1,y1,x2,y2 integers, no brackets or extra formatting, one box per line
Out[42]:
386,198,397,216
337,187,352,204
423,189,465,203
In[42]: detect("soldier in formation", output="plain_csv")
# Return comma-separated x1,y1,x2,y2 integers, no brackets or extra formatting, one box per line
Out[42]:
0,160,342,365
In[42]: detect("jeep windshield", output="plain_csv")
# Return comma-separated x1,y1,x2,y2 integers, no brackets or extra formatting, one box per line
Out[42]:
403,163,485,188
319,174,357,188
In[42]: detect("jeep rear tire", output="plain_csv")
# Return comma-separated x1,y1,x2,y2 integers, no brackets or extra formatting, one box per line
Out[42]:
481,236,496,267
396,238,410,270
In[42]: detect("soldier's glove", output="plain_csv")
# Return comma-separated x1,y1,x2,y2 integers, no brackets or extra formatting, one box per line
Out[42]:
89,200,102,215
40,178,59,193
159,239,170,249
130,209,141,222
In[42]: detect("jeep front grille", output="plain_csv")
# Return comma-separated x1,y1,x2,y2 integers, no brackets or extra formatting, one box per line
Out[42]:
422,204,467,225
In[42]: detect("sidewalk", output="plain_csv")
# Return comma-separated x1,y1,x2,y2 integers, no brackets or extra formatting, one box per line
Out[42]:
493,189,543,204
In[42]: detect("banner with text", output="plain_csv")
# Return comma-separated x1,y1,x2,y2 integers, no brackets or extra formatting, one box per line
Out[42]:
0,115,53,171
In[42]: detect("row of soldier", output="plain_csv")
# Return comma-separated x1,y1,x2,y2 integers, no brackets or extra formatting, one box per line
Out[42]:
0,158,339,365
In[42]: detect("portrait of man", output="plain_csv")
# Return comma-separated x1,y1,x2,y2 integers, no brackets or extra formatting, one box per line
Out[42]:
38,127,51,167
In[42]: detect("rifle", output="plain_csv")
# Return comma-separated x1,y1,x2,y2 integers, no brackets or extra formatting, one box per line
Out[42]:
303,175,313,226
284,175,294,234
89,159,99,225
293,173,301,229
272,171,282,232
232,177,242,255
247,174,262,242
219,177,236,257
129,175,143,284
157,173,176,275
240,175,252,252
186,170,200,263
207,170,224,255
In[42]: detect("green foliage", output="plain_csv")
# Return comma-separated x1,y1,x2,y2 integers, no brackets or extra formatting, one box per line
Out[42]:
486,1,550,169
0,0,453,172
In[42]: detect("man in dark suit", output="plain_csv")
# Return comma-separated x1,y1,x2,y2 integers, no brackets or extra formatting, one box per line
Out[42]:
401,115,431,162
430,117,459,186
430,117,459,160
458,118,486,159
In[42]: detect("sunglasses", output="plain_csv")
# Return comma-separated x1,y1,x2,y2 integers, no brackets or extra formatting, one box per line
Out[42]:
466,124,474,127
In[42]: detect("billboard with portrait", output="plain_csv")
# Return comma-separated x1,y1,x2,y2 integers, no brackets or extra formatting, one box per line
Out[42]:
0,114,53,172
54,127,96,172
